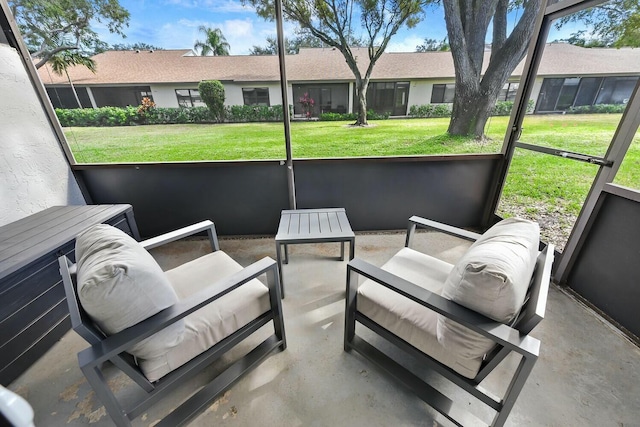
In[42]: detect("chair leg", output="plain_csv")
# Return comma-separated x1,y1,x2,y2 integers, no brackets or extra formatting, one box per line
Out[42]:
491,353,538,427
266,263,287,350
344,266,358,351
81,364,131,427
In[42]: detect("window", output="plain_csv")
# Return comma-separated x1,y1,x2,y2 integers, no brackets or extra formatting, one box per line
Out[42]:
498,82,519,102
46,87,93,109
596,76,640,105
365,81,410,115
242,88,270,106
431,84,455,103
537,76,640,112
175,89,205,107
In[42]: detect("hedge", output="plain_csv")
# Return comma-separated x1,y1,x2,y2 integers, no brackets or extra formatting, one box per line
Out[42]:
55,105,288,127
566,104,627,114
408,100,535,119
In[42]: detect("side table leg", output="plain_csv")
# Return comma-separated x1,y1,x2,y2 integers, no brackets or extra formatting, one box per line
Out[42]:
349,238,355,260
340,242,345,261
276,242,285,299
283,244,289,264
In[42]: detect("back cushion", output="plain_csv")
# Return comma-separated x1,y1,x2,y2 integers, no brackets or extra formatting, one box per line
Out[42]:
437,218,539,360
75,224,184,360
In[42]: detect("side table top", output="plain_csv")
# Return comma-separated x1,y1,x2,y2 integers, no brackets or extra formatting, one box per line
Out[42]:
276,208,355,242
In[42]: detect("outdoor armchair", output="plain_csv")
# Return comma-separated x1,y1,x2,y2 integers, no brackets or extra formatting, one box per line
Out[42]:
344,216,554,426
58,220,286,427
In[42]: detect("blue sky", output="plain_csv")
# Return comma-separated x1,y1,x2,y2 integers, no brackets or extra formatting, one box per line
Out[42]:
95,1,580,55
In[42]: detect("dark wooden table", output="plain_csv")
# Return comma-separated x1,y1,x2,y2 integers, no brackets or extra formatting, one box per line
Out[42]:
275,208,355,298
0,205,139,385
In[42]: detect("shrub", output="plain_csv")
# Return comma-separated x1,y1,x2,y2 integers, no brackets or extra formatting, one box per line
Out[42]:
55,106,139,127
491,100,535,116
198,80,225,122
408,104,452,118
225,105,285,122
567,104,626,114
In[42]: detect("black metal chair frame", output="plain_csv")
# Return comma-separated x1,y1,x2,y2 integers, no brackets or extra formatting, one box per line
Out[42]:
344,216,554,427
59,220,286,427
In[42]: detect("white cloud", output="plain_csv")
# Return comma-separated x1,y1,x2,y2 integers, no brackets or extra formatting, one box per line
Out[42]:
151,17,288,55
162,0,253,13
386,34,425,53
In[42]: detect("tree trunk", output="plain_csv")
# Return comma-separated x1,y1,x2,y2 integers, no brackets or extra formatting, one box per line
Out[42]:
66,69,83,109
448,91,495,137
355,78,369,126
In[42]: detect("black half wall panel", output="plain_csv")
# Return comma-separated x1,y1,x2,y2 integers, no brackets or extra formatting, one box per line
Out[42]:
77,156,501,237
568,193,640,339
295,156,501,231
77,162,291,237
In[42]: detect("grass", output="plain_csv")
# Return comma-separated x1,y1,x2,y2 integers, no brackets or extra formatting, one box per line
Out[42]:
63,114,639,250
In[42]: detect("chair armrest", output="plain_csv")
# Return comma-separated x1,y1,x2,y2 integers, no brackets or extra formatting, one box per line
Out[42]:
140,220,219,251
78,256,278,369
348,258,540,357
406,216,481,248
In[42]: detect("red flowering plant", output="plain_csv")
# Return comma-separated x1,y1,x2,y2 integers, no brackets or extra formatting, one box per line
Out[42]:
299,92,315,119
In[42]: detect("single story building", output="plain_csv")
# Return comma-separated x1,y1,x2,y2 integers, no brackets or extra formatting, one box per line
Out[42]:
38,43,640,116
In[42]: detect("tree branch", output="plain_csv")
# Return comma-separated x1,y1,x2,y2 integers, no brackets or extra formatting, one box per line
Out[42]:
33,45,79,69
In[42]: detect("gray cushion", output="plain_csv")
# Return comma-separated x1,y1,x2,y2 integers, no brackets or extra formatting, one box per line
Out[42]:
75,224,185,361
357,248,487,379
139,250,270,382
437,218,540,360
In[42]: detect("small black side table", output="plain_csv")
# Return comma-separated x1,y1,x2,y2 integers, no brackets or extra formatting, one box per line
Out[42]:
275,208,355,298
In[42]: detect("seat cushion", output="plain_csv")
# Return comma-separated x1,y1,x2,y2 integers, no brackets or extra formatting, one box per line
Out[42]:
437,218,540,360
75,224,185,360
139,250,271,382
357,248,485,379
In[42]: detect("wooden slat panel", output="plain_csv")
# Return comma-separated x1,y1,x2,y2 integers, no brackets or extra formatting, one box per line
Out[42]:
0,282,66,344
328,211,340,232
0,256,65,320
0,205,110,255
0,205,138,387
309,212,321,234
318,212,330,233
0,317,70,386
299,212,310,234
289,213,300,235
337,211,351,233
0,206,70,242
0,205,132,280
0,299,68,364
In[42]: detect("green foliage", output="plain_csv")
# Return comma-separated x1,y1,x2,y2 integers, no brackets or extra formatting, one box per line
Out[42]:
415,37,450,52
408,104,453,118
55,106,139,126
557,1,640,48
194,26,230,56
491,100,535,116
225,105,284,122
408,100,535,118
246,0,428,125
567,104,627,114
9,0,130,68
55,104,288,126
198,80,226,122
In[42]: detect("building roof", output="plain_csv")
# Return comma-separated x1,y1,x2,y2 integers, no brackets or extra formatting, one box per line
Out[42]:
38,43,640,86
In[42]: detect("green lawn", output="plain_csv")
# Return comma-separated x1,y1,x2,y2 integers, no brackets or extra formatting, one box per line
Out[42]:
63,114,639,250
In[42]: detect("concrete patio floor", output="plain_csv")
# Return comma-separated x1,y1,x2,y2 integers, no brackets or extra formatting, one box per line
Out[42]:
7,231,640,426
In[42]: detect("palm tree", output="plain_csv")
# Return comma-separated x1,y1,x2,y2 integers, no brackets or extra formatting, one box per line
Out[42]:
193,26,230,56
49,51,96,108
